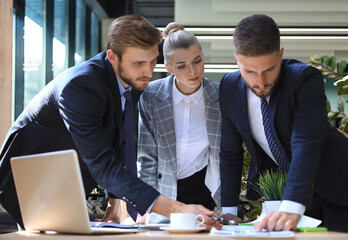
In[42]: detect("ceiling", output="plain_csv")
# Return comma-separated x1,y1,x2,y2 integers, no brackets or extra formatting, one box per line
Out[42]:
97,0,174,26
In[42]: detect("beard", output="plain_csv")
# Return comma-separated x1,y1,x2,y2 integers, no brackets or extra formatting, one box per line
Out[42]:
248,82,274,98
243,74,280,98
116,62,150,91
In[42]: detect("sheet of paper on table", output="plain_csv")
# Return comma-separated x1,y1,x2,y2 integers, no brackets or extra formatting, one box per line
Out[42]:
210,225,295,238
249,214,322,228
90,221,171,230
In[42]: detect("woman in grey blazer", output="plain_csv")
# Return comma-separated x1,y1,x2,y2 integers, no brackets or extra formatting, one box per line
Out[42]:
137,22,221,223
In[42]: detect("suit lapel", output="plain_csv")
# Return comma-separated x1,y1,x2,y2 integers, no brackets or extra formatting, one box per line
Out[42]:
104,56,123,144
267,76,289,161
268,85,281,129
203,78,219,150
155,75,177,169
236,80,253,142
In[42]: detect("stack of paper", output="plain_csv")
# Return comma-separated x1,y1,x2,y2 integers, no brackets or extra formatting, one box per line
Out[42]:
210,225,295,238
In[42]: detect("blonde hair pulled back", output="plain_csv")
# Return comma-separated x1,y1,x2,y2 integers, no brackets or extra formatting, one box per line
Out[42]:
163,22,201,65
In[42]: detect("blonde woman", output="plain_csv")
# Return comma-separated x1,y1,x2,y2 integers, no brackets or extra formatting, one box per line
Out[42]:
138,22,221,223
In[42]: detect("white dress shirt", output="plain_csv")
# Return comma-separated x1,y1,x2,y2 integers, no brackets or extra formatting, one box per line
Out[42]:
172,79,210,179
247,89,275,164
222,88,305,216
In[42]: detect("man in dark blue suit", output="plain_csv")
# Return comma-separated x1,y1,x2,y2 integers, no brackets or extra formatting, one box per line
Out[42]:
0,14,217,229
219,14,348,232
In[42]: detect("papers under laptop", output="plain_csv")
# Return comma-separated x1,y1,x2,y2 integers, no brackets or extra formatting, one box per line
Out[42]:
10,149,140,234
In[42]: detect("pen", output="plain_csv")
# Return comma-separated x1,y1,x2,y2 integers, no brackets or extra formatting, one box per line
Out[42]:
296,227,327,232
213,216,237,225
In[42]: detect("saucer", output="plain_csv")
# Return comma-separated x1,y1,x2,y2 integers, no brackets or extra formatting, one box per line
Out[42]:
160,226,206,233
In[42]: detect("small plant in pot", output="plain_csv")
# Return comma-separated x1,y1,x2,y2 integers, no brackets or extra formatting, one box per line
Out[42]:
251,169,287,220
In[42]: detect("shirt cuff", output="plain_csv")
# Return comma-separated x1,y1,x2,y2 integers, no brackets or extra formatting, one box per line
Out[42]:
279,200,306,215
147,196,159,213
222,206,238,216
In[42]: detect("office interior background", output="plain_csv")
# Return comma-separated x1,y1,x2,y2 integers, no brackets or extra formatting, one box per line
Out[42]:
0,0,347,230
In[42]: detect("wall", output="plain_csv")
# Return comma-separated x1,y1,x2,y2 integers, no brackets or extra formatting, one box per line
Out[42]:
175,0,348,113
0,1,13,144
175,0,348,26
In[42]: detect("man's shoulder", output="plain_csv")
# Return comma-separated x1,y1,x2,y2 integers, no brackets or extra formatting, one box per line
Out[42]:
59,52,109,85
54,52,112,97
220,71,242,84
74,52,108,75
219,71,243,92
282,59,320,76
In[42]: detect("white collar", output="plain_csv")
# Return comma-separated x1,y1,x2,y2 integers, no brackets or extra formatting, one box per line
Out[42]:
172,77,203,105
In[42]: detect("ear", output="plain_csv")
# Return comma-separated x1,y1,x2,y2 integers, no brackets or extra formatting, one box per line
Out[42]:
107,49,118,66
233,54,238,64
279,48,284,59
164,63,173,73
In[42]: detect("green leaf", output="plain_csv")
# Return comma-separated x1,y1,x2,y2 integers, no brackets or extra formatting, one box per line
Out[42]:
335,79,348,87
337,96,345,113
338,60,347,75
329,112,340,124
326,101,331,112
344,123,348,133
338,87,348,95
321,55,330,67
310,55,320,63
251,169,287,201
329,56,337,71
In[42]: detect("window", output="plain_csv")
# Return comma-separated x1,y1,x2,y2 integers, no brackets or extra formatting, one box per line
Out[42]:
24,0,44,107
75,0,86,65
90,11,100,57
53,0,67,78
13,0,101,119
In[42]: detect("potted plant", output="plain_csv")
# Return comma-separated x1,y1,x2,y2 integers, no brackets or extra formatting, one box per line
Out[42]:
308,55,348,135
251,169,287,221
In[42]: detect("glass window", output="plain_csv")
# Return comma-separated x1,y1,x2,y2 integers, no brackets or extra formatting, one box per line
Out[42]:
53,0,67,78
90,11,100,57
75,0,86,65
24,0,44,107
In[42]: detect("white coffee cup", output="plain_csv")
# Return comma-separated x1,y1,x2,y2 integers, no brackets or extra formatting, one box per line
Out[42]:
170,213,205,229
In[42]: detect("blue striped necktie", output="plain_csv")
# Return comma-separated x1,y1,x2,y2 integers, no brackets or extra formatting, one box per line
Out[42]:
260,98,289,172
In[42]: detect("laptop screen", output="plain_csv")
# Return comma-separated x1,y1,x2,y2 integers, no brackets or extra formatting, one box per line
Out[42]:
10,149,92,234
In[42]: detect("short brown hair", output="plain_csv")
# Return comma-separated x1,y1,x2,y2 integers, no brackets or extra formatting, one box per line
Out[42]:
107,14,162,60
233,14,280,56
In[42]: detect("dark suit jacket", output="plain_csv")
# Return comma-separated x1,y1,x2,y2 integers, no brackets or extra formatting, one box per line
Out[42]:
0,52,160,225
219,59,348,209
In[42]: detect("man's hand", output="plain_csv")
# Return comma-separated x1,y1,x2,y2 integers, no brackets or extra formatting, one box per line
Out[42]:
151,195,222,230
179,204,223,230
220,213,241,225
96,198,121,223
254,212,301,232
135,213,147,224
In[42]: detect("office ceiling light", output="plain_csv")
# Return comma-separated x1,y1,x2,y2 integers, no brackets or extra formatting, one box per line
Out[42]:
154,64,239,73
196,36,348,40
158,27,348,35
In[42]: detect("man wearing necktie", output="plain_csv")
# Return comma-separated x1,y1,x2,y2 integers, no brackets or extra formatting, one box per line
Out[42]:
219,14,348,232
0,15,219,230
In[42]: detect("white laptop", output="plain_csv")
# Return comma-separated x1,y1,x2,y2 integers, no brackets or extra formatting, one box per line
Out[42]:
10,149,140,234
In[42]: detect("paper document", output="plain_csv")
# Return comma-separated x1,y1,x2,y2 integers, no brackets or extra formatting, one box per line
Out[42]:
249,214,321,228
90,221,138,229
210,225,295,238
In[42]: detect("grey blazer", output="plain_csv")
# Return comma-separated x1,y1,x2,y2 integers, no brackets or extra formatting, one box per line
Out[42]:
137,74,221,222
